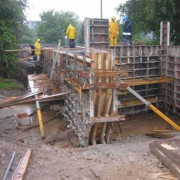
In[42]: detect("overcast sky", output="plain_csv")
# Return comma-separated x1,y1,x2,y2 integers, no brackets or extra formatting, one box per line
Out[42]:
25,0,127,21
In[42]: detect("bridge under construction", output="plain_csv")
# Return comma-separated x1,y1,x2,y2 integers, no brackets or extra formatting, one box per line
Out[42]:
24,19,178,147
3,19,180,147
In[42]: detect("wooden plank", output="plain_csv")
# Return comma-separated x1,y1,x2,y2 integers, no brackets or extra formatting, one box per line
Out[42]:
151,130,178,133
0,91,43,109
97,53,105,117
150,147,180,179
124,76,174,86
78,71,128,78
146,132,175,139
5,48,53,53
150,139,180,179
117,97,158,108
89,115,125,123
61,52,92,64
105,52,112,117
100,52,111,143
83,82,128,90
12,148,32,180
91,52,99,117
45,128,73,144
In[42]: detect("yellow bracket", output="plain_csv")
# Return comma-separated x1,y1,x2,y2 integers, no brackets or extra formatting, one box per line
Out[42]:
149,104,180,131
37,108,45,138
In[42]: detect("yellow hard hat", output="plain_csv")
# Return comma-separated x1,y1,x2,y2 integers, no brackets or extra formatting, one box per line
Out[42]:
37,38,40,41
111,16,116,20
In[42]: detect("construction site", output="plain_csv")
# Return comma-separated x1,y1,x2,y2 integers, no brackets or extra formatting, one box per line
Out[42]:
0,18,180,180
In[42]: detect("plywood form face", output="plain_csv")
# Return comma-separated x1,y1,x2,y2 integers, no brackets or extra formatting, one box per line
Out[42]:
91,51,112,117
89,50,113,145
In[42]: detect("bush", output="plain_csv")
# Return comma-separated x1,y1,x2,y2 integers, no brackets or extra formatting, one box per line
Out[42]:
0,78,23,90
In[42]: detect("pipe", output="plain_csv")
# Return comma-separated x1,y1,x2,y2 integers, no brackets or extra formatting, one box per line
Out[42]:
3,151,16,180
149,104,180,131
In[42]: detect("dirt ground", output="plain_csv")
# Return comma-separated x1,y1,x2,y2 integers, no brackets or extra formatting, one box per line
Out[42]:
0,91,179,180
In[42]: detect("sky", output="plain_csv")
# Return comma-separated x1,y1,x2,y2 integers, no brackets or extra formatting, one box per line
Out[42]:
25,0,127,21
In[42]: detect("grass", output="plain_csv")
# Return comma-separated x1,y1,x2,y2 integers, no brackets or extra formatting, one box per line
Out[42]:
0,78,23,90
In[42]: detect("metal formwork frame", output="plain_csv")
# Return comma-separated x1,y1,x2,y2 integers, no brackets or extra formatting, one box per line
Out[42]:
160,21,170,49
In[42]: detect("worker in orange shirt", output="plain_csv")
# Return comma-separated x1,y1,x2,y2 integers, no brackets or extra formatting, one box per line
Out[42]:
34,38,42,62
109,16,119,46
66,24,77,48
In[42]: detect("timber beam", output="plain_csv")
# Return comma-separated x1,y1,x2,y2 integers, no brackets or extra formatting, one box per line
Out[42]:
64,77,128,90
60,51,93,64
88,115,125,124
124,76,174,86
117,97,158,108
78,70,128,78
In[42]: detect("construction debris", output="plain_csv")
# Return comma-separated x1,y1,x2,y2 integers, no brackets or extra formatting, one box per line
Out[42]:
3,151,16,180
17,116,56,131
11,149,32,180
0,91,43,109
17,113,32,127
146,132,176,139
45,128,73,145
150,138,180,179
1,17,180,179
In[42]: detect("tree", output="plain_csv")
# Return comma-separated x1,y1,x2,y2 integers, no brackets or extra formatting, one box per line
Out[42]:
0,0,27,77
36,10,83,46
19,22,37,44
116,0,180,45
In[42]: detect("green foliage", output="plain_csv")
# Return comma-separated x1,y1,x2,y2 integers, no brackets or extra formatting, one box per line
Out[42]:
0,0,27,78
20,35,34,44
19,22,37,44
0,25,18,77
36,10,83,46
118,24,123,44
116,0,180,45
0,0,27,38
133,33,159,45
0,78,23,90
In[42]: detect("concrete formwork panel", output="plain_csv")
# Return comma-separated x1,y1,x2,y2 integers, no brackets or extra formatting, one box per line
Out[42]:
163,46,180,116
42,44,178,117
84,18,109,50
112,45,162,115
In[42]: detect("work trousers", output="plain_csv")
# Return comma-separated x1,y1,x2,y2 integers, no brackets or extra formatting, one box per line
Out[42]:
69,39,75,48
122,35,132,45
110,36,118,46
36,55,40,62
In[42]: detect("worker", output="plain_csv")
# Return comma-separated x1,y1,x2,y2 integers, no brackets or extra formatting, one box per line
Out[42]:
122,16,133,45
66,24,77,48
109,16,119,46
30,44,35,60
34,38,42,62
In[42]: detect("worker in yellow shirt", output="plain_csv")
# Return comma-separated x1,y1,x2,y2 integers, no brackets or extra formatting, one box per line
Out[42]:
109,16,119,46
66,24,77,48
34,38,42,62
